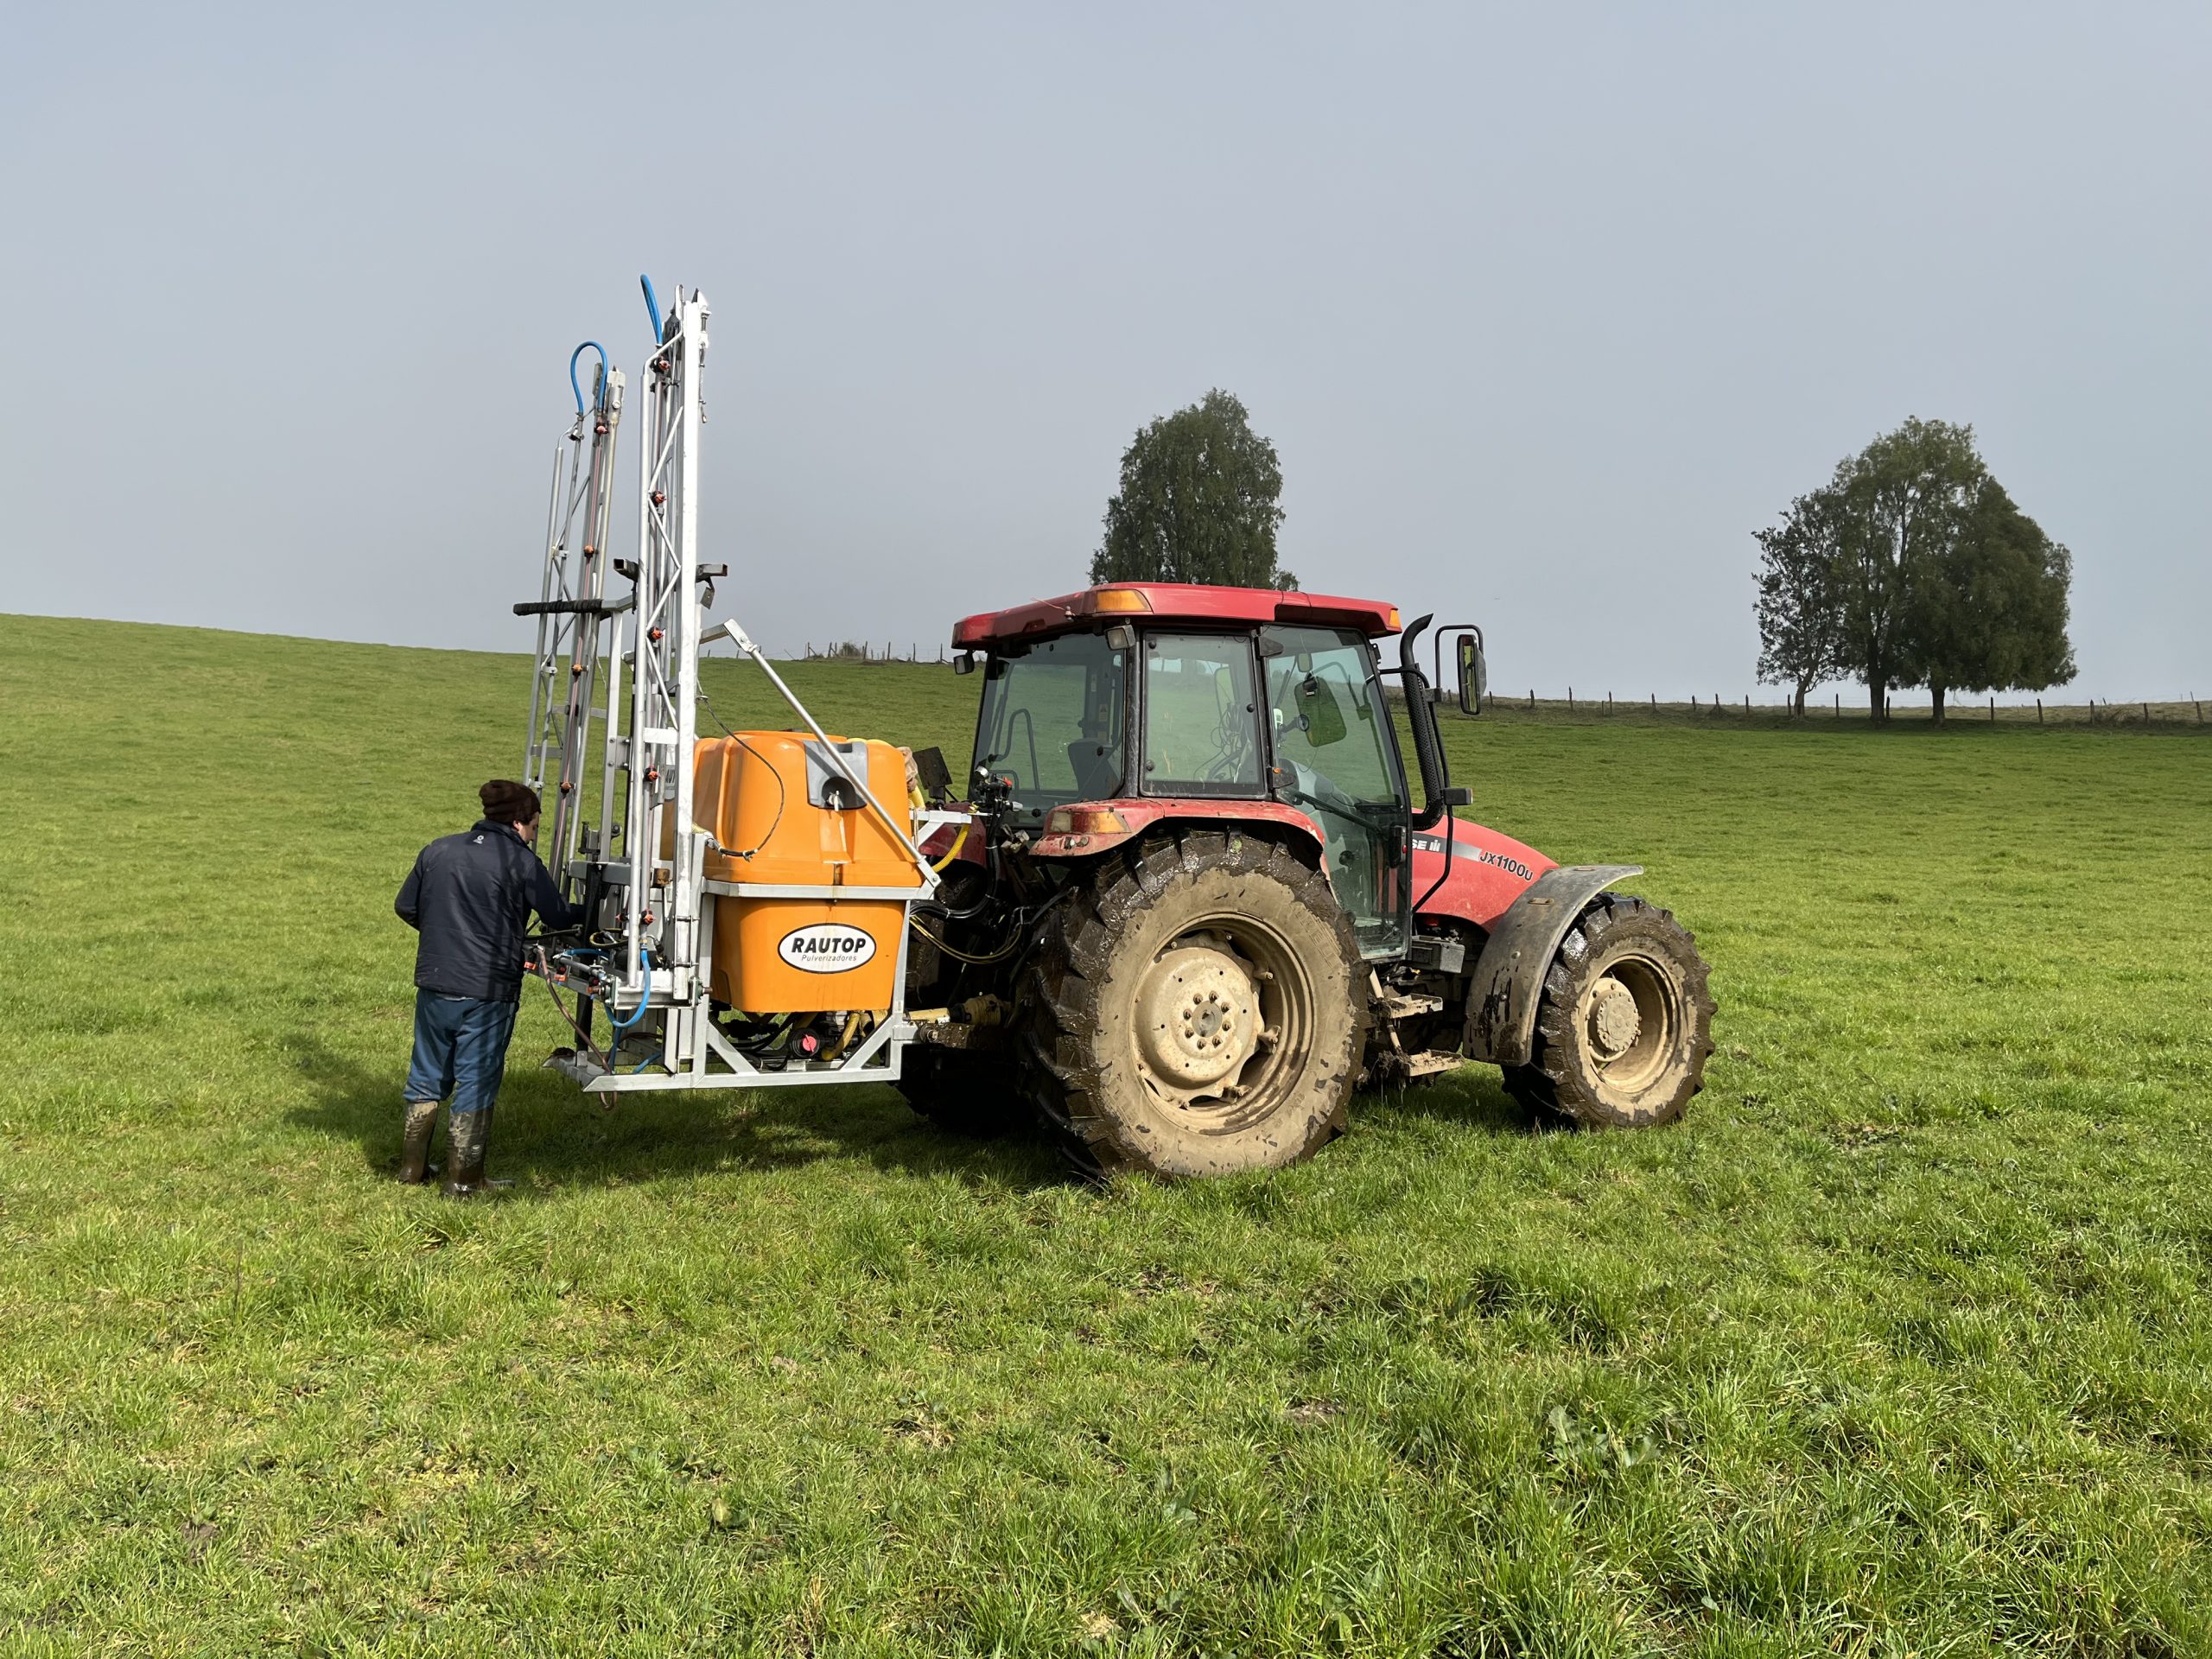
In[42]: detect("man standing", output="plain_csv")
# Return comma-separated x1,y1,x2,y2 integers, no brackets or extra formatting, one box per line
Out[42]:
394,780,577,1197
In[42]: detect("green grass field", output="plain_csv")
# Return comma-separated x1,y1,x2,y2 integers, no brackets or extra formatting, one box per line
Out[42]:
4,612,2209,1657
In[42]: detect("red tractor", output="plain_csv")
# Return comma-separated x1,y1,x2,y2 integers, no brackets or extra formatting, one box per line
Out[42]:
899,582,1715,1178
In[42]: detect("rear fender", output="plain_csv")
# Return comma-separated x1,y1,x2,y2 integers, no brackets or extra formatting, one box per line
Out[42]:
1463,864,1643,1066
1027,798,1329,870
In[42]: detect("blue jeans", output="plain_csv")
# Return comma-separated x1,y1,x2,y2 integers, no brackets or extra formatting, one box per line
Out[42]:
404,991,520,1117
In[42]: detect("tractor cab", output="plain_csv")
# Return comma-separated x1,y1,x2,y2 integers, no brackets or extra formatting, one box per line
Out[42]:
954,584,1446,959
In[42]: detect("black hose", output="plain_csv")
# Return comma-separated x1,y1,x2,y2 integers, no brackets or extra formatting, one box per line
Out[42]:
535,947,611,1071
930,836,1001,921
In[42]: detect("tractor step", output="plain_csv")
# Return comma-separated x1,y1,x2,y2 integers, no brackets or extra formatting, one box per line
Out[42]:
1377,991,1445,1020
1402,1049,1463,1078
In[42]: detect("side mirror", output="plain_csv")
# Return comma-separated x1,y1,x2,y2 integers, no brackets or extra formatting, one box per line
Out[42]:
1455,630,1487,716
952,650,977,677
1295,673,1348,747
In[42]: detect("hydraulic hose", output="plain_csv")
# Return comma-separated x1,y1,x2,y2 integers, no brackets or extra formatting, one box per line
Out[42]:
822,1010,867,1063
925,834,1001,922
639,275,664,344
930,824,970,871
535,946,612,1072
908,915,1020,966
569,340,609,416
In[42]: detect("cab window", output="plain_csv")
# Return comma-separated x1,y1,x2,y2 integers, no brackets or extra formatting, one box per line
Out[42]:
975,632,1128,819
1140,632,1264,797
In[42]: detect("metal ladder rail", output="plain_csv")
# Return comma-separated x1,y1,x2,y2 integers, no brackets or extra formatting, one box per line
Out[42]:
609,289,709,1013
548,362,624,886
517,346,626,895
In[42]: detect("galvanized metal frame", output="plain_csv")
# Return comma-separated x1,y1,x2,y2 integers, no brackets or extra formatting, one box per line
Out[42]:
522,361,625,890
523,286,954,1097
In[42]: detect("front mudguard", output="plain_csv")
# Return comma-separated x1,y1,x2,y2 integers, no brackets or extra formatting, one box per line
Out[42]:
1462,864,1643,1066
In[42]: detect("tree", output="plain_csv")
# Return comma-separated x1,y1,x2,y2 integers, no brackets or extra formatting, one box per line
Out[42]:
1906,478,2076,721
1090,390,1295,589
1829,418,1985,721
1753,487,1848,715
1751,417,2075,723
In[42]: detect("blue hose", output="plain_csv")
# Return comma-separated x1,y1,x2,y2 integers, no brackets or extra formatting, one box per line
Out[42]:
605,946,652,1030
639,275,664,344
569,340,609,416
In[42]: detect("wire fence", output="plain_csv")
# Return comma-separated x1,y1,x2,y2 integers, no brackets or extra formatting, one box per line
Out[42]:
796,641,948,664
763,648,2208,729
1449,689,2209,728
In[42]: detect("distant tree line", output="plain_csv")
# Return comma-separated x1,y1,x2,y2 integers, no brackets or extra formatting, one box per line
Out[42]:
1755,419,2074,721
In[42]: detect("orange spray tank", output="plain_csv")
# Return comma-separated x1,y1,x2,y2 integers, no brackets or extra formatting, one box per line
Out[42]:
680,732,921,1014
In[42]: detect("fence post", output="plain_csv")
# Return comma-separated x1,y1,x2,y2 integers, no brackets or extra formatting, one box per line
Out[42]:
2037,699,2044,724
1989,696,1995,721
1744,694,1750,715
1567,686,1574,710
1834,693,1840,717
2144,702,2152,723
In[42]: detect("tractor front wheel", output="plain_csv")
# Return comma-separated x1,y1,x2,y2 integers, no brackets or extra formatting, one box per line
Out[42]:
1506,893,1714,1129
1021,830,1367,1179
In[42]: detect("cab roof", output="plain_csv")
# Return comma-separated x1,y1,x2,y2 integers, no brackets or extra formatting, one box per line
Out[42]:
951,583,1401,649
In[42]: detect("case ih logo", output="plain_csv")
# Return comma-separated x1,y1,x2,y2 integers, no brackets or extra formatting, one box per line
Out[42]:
778,923,877,974
1411,835,1535,884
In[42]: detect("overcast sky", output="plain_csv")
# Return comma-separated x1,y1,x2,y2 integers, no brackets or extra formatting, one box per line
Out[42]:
5,3,2206,700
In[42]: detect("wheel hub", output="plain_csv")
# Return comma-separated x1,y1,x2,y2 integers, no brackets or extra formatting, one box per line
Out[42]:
1586,976,1643,1061
1135,944,1261,1090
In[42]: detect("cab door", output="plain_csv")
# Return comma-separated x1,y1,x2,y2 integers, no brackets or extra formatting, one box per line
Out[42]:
1260,626,1411,960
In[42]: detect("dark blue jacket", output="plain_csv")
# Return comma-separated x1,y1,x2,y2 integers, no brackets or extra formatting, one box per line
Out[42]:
396,818,577,1001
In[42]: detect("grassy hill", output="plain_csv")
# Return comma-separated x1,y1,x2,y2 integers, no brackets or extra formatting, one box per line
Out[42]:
4,612,2209,1656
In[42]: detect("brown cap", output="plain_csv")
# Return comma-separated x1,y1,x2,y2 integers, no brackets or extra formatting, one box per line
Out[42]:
479,779,542,824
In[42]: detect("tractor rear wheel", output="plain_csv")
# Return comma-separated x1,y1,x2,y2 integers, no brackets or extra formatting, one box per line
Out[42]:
1516,893,1714,1129
1021,830,1367,1179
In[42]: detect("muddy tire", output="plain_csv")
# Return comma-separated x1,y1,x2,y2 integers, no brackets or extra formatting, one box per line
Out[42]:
1021,830,1368,1179
896,1046,1024,1138
1522,893,1714,1128
1498,1062,1567,1124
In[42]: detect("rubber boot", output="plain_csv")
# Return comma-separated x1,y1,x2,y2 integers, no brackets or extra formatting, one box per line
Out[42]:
440,1108,514,1198
441,1108,491,1199
397,1100,440,1185
477,1103,514,1192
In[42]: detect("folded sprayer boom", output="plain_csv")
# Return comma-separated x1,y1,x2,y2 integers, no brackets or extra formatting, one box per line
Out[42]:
517,283,944,1096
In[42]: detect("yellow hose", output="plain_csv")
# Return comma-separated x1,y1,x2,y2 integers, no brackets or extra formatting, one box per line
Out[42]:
822,1008,867,1062
930,823,970,872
